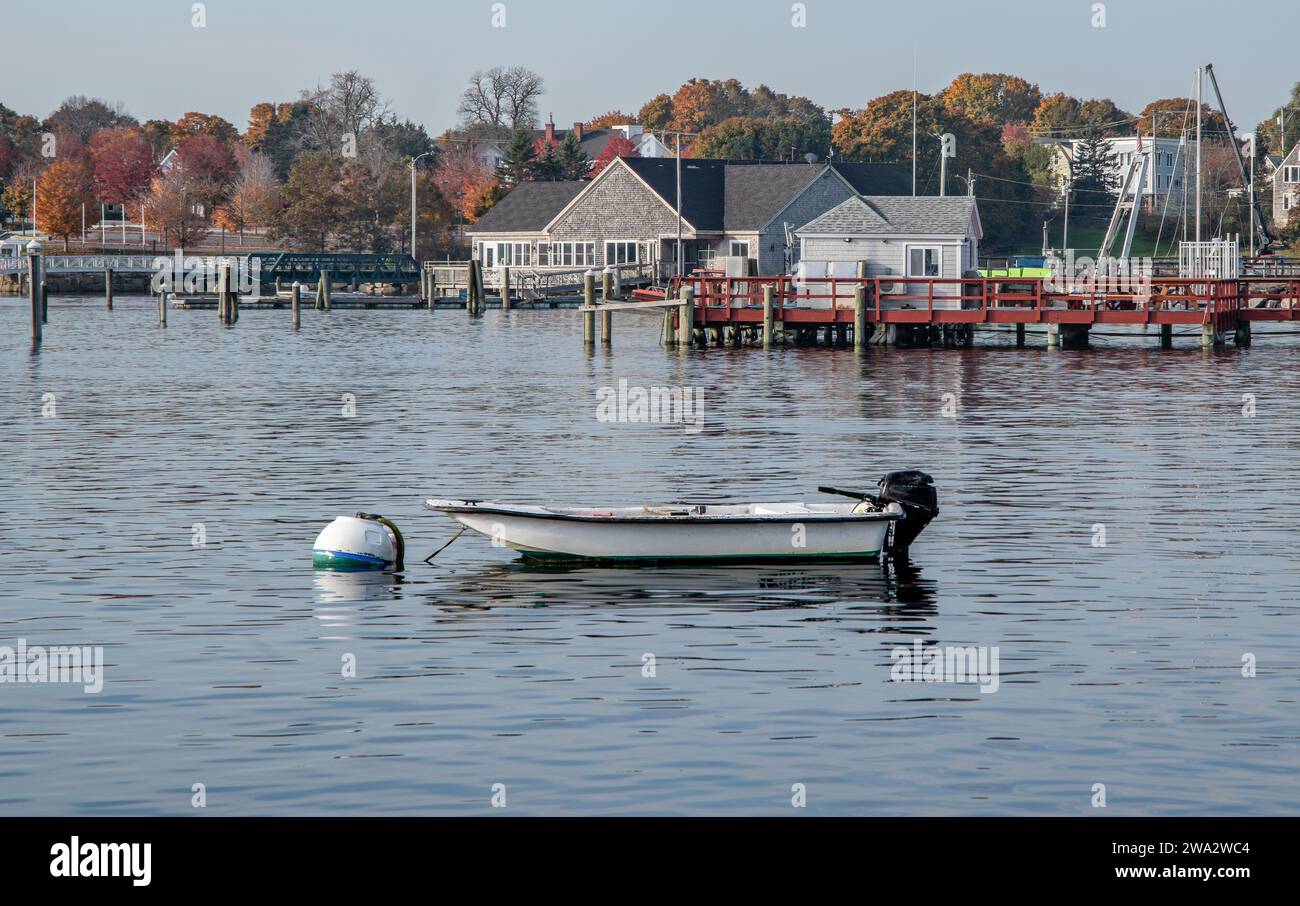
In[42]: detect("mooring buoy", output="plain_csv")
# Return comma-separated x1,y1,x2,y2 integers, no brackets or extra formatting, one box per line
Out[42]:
312,514,405,571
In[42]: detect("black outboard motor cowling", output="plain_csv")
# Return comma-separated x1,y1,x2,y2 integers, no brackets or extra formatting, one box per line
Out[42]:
878,470,938,555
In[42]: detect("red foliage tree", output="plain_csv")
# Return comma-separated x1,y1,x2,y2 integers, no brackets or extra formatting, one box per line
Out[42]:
590,134,639,175
90,128,156,204
176,133,237,184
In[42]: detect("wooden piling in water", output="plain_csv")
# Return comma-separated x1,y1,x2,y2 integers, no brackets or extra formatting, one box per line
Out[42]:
159,285,167,327
583,271,596,346
762,284,775,348
1160,324,1173,349
852,285,866,351
28,250,41,344
104,268,114,309
1015,323,1025,347
662,308,674,346
320,270,331,311
292,282,301,330
599,270,612,345
677,285,694,346
40,282,48,324
501,266,512,311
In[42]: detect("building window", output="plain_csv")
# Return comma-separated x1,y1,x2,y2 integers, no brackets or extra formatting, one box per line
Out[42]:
1285,166,1300,183
537,242,549,266
728,239,751,259
492,242,532,266
604,240,638,265
549,241,595,267
906,246,941,278
698,248,717,268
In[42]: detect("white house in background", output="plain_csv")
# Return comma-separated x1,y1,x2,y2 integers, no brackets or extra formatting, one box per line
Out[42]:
464,120,674,175
1044,135,1191,211
610,124,672,158
794,195,982,307
1271,143,1300,229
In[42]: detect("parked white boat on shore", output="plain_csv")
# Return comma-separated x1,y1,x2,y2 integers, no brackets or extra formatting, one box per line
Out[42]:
425,471,938,564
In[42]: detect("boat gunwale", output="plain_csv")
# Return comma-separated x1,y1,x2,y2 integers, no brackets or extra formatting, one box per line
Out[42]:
424,499,902,524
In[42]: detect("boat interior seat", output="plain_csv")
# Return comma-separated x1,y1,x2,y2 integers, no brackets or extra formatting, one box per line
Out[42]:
752,503,813,515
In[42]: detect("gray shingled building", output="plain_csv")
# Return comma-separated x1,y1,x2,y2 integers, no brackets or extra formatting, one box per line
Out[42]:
467,157,912,278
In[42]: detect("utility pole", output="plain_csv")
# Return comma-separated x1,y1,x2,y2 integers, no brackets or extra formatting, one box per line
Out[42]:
676,132,682,277
912,48,918,197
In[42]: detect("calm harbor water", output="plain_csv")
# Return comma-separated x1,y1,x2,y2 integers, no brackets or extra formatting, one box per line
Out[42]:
2,296,1298,816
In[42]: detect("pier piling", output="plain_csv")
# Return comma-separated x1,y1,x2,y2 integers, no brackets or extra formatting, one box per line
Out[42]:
320,270,331,311
40,281,48,324
159,285,167,327
1234,321,1251,347
677,285,695,346
105,268,114,309
583,271,596,347
852,285,866,351
1015,323,1025,347
1160,324,1173,349
763,285,775,348
28,246,41,345
502,266,512,311
599,269,612,345
292,281,301,330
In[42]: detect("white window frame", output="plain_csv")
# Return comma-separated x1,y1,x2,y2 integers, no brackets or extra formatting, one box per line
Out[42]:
1285,165,1300,183
905,244,942,278
603,240,639,265
728,239,751,259
698,247,717,267
550,241,595,268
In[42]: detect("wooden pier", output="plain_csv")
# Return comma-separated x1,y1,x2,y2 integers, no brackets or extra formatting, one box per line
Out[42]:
629,275,1300,349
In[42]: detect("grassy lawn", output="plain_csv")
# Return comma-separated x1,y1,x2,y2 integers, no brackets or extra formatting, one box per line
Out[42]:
1000,219,1172,259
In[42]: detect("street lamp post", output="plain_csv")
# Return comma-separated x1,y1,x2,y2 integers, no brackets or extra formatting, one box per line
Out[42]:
409,151,434,261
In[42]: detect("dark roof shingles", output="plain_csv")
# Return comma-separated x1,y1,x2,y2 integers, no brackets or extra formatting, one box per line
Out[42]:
467,180,586,233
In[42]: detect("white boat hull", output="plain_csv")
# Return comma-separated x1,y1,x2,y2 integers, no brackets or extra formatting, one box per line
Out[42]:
427,500,903,563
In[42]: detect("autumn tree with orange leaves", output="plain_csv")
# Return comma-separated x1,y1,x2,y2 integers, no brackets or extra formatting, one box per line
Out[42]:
36,156,99,250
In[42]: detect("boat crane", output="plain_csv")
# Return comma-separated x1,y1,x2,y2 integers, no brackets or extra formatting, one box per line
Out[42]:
1204,63,1275,252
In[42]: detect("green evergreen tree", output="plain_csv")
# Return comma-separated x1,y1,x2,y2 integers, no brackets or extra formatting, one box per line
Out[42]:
496,129,537,186
533,143,564,181
557,132,591,179
1071,125,1119,215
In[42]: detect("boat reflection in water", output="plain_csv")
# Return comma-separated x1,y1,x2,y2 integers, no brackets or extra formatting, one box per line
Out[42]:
413,557,937,622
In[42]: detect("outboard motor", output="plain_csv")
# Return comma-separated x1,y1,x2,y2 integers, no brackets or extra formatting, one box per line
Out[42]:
877,471,938,555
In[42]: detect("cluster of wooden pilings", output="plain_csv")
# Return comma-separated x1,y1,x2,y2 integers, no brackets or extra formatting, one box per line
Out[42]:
658,283,890,350
580,270,621,346
452,260,488,315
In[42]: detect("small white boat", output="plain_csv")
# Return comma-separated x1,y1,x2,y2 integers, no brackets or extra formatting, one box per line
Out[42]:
425,472,937,564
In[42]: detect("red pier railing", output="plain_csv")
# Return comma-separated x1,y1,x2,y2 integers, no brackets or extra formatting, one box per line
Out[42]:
663,275,1300,331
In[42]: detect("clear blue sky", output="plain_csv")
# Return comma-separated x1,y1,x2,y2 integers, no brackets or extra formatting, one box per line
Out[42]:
6,0,1293,135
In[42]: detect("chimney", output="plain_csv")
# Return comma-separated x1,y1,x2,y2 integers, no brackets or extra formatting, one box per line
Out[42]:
544,116,555,145
573,121,584,142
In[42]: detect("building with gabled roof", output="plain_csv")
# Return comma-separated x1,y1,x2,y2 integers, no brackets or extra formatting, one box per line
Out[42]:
466,157,912,277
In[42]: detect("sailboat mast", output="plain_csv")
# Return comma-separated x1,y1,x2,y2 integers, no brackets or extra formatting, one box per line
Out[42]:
1195,64,1203,242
